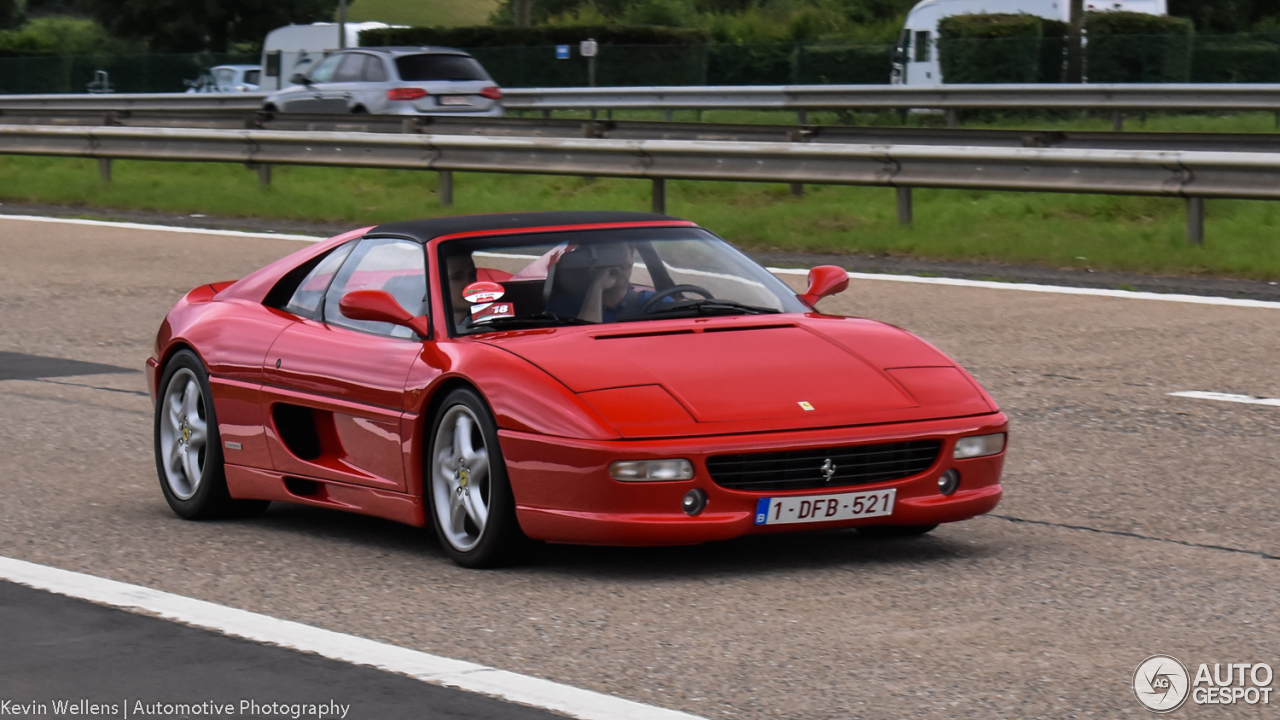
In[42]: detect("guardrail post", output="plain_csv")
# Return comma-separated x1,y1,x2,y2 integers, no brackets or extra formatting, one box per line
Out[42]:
439,170,454,207
541,109,551,119
652,178,666,214
662,109,673,122
1186,197,1204,245
790,182,804,196
797,110,808,125
946,109,959,128
897,187,913,226
98,158,111,182
257,164,271,186
1112,112,1124,132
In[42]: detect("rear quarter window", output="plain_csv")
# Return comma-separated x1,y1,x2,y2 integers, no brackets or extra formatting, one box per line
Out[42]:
394,54,490,82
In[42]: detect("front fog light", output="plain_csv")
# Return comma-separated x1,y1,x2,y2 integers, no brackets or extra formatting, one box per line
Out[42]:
609,459,694,482
938,469,960,495
682,489,707,516
953,433,1006,459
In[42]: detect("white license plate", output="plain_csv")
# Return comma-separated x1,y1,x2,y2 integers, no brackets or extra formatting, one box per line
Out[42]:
754,488,895,526
439,96,473,106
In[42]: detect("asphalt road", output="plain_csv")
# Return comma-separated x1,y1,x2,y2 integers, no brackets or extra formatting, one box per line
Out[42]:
0,217,1276,719
0,579,565,720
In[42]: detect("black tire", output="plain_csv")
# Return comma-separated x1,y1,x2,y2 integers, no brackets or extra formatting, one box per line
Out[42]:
855,524,939,538
426,388,533,568
154,350,269,520
351,105,368,114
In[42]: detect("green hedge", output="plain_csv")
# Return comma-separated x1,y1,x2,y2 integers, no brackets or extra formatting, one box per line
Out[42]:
1085,11,1192,82
1191,37,1280,83
938,13,1042,84
798,43,894,85
360,24,707,48
1038,19,1068,83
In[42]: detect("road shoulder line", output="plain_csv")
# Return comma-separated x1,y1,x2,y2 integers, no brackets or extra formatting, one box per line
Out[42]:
768,268,1280,310
0,555,704,720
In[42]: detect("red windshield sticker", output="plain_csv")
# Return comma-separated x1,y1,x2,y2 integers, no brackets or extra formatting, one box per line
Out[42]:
463,281,505,304
471,301,515,324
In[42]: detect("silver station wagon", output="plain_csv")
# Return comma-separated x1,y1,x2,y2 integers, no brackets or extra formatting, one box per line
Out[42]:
263,46,503,116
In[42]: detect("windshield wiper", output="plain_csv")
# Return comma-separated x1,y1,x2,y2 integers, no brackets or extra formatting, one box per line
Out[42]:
468,312,595,331
632,299,780,319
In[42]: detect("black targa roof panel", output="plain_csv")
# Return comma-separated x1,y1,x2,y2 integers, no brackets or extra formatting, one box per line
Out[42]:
369,211,680,244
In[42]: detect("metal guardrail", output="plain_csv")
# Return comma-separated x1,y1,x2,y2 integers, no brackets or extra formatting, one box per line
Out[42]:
5,108,1280,155
6,83,1280,116
0,124,1271,243
504,83,1280,113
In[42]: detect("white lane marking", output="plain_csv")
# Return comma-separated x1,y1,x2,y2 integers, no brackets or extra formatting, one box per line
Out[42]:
0,213,323,242
0,555,704,720
767,268,1280,310
1168,391,1280,407
4,213,1279,310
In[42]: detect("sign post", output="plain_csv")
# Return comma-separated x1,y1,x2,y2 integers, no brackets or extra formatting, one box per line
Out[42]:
580,39,598,87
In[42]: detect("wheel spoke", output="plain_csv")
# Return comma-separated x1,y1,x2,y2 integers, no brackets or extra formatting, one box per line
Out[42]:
449,491,467,534
453,413,473,458
183,447,202,486
187,416,207,450
463,486,488,529
467,448,489,484
168,440,184,474
166,391,183,428
182,381,200,420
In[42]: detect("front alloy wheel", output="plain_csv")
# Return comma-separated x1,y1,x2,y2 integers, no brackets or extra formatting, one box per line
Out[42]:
428,388,531,567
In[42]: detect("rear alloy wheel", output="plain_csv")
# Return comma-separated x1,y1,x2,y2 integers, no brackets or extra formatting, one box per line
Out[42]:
855,524,938,538
154,350,268,520
428,388,531,568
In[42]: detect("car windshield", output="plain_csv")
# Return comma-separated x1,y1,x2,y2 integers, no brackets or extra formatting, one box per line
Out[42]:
438,227,807,335
395,54,490,82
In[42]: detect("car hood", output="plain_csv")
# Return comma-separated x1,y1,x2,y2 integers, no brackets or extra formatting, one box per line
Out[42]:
478,316,997,438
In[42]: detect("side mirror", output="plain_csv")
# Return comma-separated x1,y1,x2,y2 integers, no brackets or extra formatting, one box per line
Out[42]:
799,265,849,308
289,73,311,86
338,290,429,336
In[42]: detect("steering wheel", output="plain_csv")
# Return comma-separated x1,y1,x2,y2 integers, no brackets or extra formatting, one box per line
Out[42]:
638,284,714,313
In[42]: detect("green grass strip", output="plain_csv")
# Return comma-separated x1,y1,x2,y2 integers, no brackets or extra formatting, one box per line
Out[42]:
2,153,1278,279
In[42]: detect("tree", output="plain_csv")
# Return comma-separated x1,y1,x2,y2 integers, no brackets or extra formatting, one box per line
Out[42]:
0,0,21,30
86,0,338,53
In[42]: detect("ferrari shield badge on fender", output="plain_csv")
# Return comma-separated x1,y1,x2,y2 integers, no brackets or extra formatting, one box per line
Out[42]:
463,281,505,304
798,401,815,411
471,301,516,324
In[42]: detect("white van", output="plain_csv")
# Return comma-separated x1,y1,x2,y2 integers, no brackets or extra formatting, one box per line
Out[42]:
891,0,1169,86
258,22,394,92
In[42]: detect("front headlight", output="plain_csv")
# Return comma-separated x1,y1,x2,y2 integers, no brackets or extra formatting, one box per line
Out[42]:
953,433,1006,459
609,459,694,482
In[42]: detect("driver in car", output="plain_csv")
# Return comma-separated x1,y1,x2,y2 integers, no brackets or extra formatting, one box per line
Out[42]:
445,252,478,330
544,243,654,323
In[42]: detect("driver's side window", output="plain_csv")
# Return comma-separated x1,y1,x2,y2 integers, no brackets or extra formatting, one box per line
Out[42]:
323,237,427,339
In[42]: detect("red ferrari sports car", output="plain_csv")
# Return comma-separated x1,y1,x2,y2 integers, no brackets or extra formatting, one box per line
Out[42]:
149,211,1007,567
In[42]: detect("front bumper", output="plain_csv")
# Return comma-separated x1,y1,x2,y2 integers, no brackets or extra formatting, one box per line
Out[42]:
501,413,1007,546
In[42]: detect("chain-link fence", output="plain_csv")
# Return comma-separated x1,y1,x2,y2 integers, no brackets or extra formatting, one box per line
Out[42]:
0,52,257,94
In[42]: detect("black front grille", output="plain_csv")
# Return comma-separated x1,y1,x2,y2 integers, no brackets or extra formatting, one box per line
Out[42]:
706,440,942,492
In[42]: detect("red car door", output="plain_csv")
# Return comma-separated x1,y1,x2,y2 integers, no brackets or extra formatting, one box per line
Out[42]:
261,237,430,493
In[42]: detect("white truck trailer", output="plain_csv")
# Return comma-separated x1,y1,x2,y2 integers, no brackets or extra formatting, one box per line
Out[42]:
258,22,393,92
